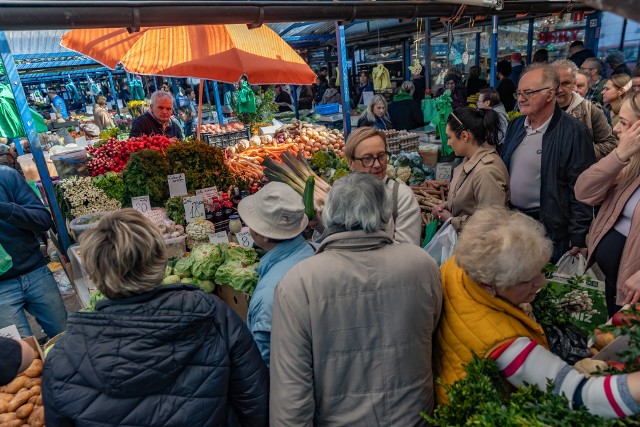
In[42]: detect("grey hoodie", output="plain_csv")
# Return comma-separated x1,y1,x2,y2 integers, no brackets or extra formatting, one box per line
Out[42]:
492,103,509,146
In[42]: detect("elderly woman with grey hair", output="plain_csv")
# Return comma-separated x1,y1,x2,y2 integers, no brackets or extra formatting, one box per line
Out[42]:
270,172,442,426
434,206,640,419
129,89,183,138
42,209,269,427
388,80,425,131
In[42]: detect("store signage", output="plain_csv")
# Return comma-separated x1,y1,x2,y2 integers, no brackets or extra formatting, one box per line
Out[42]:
131,195,151,213
167,173,188,198
183,194,206,223
589,19,598,28
235,227,255,248
537,29,581,45
195,186,219,204
209,231,230,244
573,12,584,23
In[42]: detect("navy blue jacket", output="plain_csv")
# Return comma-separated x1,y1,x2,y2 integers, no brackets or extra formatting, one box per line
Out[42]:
0,166,52,280
130,111,184,139
501,104,595,247
42,284,269,427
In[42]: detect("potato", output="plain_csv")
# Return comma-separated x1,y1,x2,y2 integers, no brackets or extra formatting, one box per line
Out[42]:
0,413,17,423
0,400,8,414
9,390,33,412
15,403,33,419
0,420,24,427
23,379,40,391
26,406,43,427
33,397,41,407
26,387,38,398
0,395,11,403
4,377,27,394
22,361,42,379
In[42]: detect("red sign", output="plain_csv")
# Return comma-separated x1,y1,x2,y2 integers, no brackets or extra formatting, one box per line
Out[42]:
537,29,581,45
573,12,585,23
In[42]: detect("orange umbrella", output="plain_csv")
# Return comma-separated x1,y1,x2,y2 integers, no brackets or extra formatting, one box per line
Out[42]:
61,25,316,85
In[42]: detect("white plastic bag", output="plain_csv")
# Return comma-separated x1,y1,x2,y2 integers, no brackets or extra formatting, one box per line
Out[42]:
556,252,588,277
423,219,457,267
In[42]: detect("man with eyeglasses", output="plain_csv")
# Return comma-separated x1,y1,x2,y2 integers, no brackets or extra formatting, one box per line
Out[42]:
580,58,607,106
501,63,596,263
552,59,617,160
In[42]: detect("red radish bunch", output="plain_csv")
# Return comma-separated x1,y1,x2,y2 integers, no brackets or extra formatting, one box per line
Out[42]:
87,135,174,176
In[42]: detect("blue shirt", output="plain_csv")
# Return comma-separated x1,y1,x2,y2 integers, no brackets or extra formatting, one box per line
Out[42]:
50,95,69,119
247,235,314,367
0,166,53,280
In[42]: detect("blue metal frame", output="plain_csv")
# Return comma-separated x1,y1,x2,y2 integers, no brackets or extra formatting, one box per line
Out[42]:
203,81,211,105
425,19,432,90
153,76,158,93
12,138,23,155
212,81,224,124
84,73,96,104
584,11,602,55
475,32,481,67
291,84,300,120
490,15,499,88
107,71,121,116
0,30,72,253
526,19,534,65
170,78,181,110
403,39,411,81
335,22,351,137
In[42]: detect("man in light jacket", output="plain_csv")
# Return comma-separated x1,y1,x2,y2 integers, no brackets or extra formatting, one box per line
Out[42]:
238,182,315,368
270,172,442,426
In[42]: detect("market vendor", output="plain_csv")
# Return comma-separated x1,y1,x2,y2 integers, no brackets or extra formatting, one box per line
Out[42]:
238,182,314,368
434,206,640,419
47,88,69,120
130,90,183,139
344,126,421,245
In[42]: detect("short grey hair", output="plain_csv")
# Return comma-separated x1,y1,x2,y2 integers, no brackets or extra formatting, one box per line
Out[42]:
79,209,167,299
520,63,560,91
552,59,579,81
455,207,552,290
606,51,626,67
583,57,605,76
399,81,415,96
322,172,391,235
151,90,173,106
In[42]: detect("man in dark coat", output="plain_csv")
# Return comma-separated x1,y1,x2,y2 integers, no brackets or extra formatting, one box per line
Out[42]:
388,81,425,131
568,40,596,69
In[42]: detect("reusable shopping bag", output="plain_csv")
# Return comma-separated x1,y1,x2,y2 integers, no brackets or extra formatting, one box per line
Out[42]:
430,90,454,157
421,218,440,248
545,252,607,334
421,97,436,124
423,219,457,266
0,242,12,275
236,81,256,114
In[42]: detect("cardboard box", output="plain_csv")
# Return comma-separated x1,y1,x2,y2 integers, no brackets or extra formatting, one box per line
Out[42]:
23,336,45,360
214,285,249,323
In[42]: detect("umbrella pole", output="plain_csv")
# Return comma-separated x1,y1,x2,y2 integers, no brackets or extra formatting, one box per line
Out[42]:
197,79,204,141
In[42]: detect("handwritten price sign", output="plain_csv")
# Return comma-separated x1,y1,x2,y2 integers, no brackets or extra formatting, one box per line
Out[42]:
209,231,230,244
168,173,188,198
131,195,151,213
235,227,255,248
183,195,206,223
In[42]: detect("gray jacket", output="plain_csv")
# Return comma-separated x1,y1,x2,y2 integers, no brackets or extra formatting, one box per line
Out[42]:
566,92,617,160
270,230,442,426
492,103,509,147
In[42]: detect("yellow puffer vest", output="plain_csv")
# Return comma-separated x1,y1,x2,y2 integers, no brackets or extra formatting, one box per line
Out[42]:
434,257,549,404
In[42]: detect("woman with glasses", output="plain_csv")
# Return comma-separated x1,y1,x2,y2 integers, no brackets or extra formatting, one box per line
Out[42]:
432,107,510,232
602,74,632,128
344,126,422,245
357,94,393,130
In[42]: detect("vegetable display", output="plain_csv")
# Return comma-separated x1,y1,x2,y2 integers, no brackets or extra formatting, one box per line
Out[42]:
185,218,216,249
309,150,350,185
56,176,122,220
0,347,45,426
410,183,448,228
92,172,125,205
386,152,435,185
122,149,172,207
274,122,345,158
199,122,245,134
87,135,174,176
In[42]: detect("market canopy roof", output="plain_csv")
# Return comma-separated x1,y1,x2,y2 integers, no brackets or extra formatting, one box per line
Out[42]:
0,1,594,30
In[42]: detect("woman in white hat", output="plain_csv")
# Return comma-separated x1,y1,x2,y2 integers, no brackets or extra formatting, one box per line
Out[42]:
238,182,315,368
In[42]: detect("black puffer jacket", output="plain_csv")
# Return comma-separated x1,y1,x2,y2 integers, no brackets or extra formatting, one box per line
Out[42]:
502,104,596,247
42,284,269,427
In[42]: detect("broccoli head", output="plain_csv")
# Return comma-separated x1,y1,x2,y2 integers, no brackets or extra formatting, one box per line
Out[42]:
311,150,330,170
330,168,350,184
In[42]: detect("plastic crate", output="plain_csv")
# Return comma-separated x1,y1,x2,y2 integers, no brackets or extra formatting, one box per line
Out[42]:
202,127,250,148
315,103,341,115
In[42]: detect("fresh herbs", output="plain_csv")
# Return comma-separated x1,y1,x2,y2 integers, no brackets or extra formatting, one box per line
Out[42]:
123,149,172,207
92,172,125,205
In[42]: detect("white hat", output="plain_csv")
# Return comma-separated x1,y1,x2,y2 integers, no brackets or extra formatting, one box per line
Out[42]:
238,182,309,240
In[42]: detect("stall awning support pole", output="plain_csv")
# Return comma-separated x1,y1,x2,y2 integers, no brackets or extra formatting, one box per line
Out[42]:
0,30,72,254
291,84,300,120
526,18,534,65
212,81,224,125
584,11,602,56
335,21,351,137
403,38,411,81
12,138,23,155
170,78,181,110
490,15,499,88
153,76,158,93
475,31,481,67
203,80,211,105
107,71,121,117
424,18,432,90
85,74,96,105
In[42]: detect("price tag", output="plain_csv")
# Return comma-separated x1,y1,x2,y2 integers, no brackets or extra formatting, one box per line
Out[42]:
183,194,206,223
196,186,219,204
209,231,230,244
168,173,188,198
235,227,255,248
0,324,21,340
435,163,453,182
131,195,151,213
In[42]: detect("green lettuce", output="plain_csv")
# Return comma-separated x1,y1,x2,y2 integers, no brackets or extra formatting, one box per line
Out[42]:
214,260,259,295
173,256,194,279
191,244,224,280
223,245,259,265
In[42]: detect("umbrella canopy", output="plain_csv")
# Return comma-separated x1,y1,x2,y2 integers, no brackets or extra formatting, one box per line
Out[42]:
61,25,316,85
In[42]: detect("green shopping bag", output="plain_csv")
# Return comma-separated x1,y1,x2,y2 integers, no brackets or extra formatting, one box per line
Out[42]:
236,81,256,114
422,97,436,124
421,219,440,248
430,90,454,157
0,243,12,275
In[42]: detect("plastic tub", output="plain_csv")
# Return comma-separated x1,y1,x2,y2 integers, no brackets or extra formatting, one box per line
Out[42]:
315,103,341,115
51,149,89,179
18,153,59,181
165,235,187,259
69,211,110,240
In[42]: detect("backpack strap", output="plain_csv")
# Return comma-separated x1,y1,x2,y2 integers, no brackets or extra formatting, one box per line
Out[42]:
386,177,400,224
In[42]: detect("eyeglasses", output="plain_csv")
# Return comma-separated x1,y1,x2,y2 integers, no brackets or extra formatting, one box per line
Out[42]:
354,152,391,167
580,67,596,72
514,87,551,101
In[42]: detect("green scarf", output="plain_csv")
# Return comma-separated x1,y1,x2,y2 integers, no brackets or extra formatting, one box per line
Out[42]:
393,92,413,102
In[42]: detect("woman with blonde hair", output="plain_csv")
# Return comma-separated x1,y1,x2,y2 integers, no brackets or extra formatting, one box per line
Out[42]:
357,94,393,130
576,92,640,317
602,73,632,128
92,95,115,130
42,209,269,426
435,206,640,419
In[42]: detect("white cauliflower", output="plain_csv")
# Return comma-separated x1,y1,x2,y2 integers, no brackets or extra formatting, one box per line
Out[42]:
396,166,412,183
186,218,216,248
386,164,396,179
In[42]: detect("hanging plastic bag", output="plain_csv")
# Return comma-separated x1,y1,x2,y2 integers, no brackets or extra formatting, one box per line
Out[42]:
430,90,454,157
236,81,256,114
556,252,588,276
422,97,436,124
421,219,440,248
0,243,12,275
423,219,457,266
